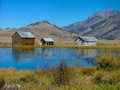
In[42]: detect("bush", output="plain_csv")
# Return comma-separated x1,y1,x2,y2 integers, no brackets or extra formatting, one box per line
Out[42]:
93,71,104,84
96,53,118,71
108,71,120,84
93,71,120,85
20,74,37,83
52,60,74,86
0,76,5,88
79,67,96,75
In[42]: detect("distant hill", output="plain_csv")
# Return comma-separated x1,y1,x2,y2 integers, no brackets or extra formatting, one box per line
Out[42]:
62,10,120,40
0,21,78,44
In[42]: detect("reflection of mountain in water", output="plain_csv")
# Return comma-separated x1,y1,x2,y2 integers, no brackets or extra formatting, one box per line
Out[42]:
12,48,35,62
0,48,119,70
76,49,98,66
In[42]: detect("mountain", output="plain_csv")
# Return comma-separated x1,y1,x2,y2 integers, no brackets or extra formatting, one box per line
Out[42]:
62,10,120,40
0,21,78,44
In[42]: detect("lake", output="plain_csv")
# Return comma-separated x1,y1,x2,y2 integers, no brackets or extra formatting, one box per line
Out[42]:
0,48,120,70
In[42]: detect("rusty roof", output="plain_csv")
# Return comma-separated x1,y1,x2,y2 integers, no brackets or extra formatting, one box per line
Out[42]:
17,31,35,38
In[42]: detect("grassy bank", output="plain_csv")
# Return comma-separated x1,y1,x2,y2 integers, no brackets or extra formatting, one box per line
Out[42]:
0,45,120,49
0,53,120,90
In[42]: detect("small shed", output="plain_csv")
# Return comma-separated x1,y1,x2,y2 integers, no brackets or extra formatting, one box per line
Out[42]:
41,38,54,45
12,31,35,46
75,36,97,46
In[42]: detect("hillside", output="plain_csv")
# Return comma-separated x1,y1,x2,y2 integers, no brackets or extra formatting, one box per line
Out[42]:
0,21,78,45
62,10,120,40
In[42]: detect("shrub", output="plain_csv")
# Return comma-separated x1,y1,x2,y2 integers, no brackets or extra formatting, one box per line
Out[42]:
93,71,104,84
93,70,120,85
52,60,74,86
35,68,51,75
96,53,118,71
79,67,96,75
20,74,37,83
0,76,5,88
107,71,120,84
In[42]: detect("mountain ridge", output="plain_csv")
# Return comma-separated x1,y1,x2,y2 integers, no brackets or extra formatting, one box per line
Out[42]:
0,20,77,44
62,9,120,40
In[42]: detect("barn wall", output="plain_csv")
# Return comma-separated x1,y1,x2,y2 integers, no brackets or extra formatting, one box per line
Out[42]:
84,42,96,46
41,40,54,45
75,38,83,46
22,38,35,46
12,33,22,46
75,38,96,46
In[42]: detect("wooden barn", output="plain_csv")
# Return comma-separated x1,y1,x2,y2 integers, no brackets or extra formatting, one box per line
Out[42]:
75,36,97,46
12,31,35,46
41,38,54,45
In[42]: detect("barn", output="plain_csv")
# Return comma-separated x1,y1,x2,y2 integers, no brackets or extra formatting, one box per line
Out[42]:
41,38,54,45
75,36,97,46
12,31,35,46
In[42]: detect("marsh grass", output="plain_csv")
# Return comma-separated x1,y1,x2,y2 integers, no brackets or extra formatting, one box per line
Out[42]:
0,53,120,89
1,68,120,89
1,45,120,49
52,60,74,86
79,67,96,75
0,76,5,89
93,70,120,85
96,53,118,71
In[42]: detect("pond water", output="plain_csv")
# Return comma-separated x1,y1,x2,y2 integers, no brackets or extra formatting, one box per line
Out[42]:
0,48,120,70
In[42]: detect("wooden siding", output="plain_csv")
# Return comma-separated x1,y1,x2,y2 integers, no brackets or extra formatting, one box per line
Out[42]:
75,38,96,46
41,39,54,45
12,32,22,46
22,38,35,46
12,32,35,46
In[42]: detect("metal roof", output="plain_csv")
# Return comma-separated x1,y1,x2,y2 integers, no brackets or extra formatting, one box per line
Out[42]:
80,36,97,42
42,38,54,42
17,31,35,38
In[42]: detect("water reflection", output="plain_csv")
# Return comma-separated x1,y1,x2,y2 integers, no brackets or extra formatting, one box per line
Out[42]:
76,49,98,65
12,48,35,62
11,48,98,69
0,48,119,70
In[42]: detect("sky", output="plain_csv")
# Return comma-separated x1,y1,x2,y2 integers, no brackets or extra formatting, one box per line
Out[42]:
0,0,120,29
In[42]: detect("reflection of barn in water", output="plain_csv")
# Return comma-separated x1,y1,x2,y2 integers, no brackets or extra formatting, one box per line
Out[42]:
12,48,35,62
76,49,98,66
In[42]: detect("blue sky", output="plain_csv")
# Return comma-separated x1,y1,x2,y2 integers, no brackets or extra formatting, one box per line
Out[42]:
0,0,120,29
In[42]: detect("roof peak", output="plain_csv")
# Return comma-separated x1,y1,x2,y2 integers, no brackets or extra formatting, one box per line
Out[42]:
17,31,35,38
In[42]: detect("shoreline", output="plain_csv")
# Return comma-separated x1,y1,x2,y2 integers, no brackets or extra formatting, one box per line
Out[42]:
0,45,120,49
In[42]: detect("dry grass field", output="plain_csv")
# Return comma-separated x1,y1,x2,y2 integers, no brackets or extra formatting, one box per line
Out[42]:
0,22,119,46
97,40,120,46
0,22,78,45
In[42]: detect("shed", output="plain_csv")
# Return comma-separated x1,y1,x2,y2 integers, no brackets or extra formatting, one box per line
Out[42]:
12,31,35,46
41,38,54,45
75,36,97,46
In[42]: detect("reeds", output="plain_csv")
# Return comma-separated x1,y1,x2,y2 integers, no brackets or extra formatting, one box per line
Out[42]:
0,53,120,89
52,60,74,86
1,45,120,49
0,76,5,89
79,67,96,75
96,53,118,71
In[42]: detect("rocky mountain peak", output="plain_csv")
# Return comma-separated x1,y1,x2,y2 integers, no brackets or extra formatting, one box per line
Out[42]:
88,10,120,20
62,9,120,40
28,20,51,26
